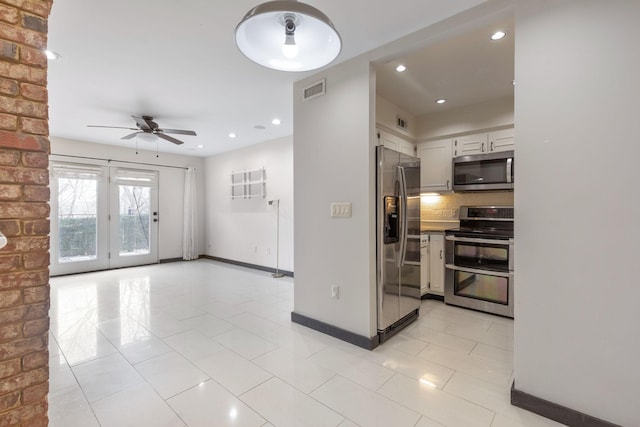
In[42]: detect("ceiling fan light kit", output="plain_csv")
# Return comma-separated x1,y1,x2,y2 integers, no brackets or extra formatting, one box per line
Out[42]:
235,0,342,72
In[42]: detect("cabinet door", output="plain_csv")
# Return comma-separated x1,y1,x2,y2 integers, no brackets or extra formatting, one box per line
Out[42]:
378,130,399,151
453,133,488,157
488,128,515,153
417,139,452,192
399,139,416,156
420,243,429,296
428,234,445,295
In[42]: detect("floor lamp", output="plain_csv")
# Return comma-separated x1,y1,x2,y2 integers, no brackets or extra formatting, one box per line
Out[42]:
268,199,284,278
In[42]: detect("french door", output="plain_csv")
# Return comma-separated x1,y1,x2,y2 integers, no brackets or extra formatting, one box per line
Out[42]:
50,163,159,276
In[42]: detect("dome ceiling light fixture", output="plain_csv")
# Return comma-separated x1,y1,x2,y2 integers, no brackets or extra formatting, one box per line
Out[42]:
235,0,342,72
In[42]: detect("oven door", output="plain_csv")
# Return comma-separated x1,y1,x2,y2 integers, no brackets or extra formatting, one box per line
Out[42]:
446,235,513,271
444,265,514,317
444,235,514,317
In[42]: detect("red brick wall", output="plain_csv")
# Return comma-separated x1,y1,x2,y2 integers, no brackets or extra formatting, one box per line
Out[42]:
0,1,52,425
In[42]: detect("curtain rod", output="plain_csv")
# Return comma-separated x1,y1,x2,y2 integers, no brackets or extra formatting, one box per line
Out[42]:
50,153,191,171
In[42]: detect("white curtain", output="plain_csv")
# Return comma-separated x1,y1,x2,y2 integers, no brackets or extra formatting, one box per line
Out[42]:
182,167,198,260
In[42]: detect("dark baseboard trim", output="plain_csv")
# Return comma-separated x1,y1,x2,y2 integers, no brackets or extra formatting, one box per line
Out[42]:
200,255,294,278
159,257,184,264
511,383,621,427
421,293,444,301
291,311,379,350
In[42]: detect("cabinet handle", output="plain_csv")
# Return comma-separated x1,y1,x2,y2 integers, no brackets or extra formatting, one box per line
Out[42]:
490,141,494,151
440,249,443,260
482,142,485,152
446,179,450,189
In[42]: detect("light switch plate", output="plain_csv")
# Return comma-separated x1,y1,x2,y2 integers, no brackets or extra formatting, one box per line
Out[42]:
331,202,352,218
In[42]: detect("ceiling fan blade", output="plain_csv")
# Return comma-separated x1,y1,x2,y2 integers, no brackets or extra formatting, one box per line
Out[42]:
157,133,184,145
87,125,138,130
121,132,140,140
158,129,197,136
131,115,154,131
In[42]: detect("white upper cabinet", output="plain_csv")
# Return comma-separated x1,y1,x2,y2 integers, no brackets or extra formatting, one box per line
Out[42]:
417,139,453,193
488,128,515,153
377,129,416,156
453,128,515,157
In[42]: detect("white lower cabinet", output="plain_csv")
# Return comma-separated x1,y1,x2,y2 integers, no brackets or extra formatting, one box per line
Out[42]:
420,233,445,296
428,234,445,295
420,239,429,296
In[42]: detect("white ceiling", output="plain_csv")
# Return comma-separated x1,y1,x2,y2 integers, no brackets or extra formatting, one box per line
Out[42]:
47,0,500,158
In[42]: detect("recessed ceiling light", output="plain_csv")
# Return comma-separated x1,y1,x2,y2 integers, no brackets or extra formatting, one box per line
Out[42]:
395,64,407,73
271,118,281,125
490,30,506,41
45,50,61,60
229,132,236,138
436,98,446,104
196,144,204,148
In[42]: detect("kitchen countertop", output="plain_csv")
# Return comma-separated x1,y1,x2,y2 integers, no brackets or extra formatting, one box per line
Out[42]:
420,221,458,233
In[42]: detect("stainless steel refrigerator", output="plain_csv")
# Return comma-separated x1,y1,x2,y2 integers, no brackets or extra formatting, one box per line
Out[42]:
376,145,421,343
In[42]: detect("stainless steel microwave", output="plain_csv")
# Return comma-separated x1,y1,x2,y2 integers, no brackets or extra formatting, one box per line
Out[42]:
452,150,514,191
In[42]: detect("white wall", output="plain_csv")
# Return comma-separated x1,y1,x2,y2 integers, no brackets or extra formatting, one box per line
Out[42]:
50,137,206,260
204,136,293,272
293,59,377,338
514,1,640,425
417,95,513,141
376,95,417,140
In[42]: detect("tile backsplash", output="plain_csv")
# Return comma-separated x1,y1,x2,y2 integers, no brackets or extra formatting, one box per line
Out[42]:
421,191,514,223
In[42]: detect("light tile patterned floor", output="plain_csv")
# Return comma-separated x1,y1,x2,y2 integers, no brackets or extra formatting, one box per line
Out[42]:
48,260,565,427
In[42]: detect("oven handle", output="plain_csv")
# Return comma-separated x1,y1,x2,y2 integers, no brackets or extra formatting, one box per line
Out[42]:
445,235,514,245
506,158,513,183
445,264,513,278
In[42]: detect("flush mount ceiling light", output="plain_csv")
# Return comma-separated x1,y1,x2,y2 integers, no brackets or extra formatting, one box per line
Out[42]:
436,98,446,104
235,0,342,72
395,64,407,73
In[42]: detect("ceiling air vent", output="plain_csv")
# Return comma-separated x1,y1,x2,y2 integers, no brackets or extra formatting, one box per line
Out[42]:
396,115,408,131
303,79,326,101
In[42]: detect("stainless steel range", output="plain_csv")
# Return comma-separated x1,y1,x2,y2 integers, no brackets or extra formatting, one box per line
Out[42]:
444,206,514,318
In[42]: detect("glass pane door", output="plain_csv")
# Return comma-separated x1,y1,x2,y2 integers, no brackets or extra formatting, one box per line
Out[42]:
109,168,158,268
50,163,109,276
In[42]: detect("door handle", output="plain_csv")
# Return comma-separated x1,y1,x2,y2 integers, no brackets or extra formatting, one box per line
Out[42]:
440,249,443,260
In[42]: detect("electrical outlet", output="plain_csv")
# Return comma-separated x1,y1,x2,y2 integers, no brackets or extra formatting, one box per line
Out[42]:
331,285,339,299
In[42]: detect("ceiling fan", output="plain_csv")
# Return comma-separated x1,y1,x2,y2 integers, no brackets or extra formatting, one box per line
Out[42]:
87,115,197,145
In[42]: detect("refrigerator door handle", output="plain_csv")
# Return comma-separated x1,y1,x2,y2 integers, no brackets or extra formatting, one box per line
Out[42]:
396,165,408,267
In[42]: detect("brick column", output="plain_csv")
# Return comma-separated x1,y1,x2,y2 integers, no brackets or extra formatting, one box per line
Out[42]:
0,1,53,425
